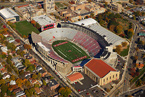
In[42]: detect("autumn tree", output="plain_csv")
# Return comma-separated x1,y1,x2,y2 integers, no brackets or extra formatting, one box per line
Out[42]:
115,25,123,34
32,74,38,79
25,80,31,88
10,75,16,80
59,87,72,97
16,78,23,88
127,28,134,39
0,79,6,85
122,42,128,47
115,45,122,54
43,80,47,86
24,44,31,50
31,20,36,26
109,25,115,32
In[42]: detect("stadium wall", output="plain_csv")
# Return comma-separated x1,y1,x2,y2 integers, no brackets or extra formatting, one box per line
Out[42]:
35,43,72,74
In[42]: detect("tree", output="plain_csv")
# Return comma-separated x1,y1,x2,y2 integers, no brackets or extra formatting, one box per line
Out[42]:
90,13,94,18
7,90,11,96
31,20,36,26
1,52,6,59
37,73,41,80
115,25,123,34
10,75,16,80
0,79,6,85
135,47,139,52
115,45,122,54
23,59,31,67
16,49,25,57
26,65,35,72
99,20,105,26
24,44,31,50
43,80,47,86
7,55,12,60
6,65,12,72
127,28,134,39
129,0,133,3
25,80,31,88
109,25,115,32
36,23,40,29
1,84,8,95
16,78,24,88
7,43,16,51
32,74,38,79
59,87,72,97
25,90,30,97
122,42,128,47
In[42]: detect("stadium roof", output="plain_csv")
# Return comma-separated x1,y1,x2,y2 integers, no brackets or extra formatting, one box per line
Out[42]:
75,18,126,46
67,72,84,82
85,59,116,78
0,8,19,19
33,15,55,26
74,18,97,26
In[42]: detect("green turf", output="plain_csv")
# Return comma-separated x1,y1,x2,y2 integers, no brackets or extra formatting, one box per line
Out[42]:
15,20,39,36
120,46,129,56
52,40,90,63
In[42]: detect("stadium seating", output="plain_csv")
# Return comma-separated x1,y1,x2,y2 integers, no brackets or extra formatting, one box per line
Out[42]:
72,32,101,56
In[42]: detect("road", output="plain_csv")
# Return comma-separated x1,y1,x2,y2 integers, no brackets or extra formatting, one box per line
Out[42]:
106,9,141,97
0,17,80,97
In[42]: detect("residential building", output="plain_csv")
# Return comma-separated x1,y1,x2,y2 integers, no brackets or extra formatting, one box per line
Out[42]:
47,79,60,90
0,8,19,22
10,80,16,85
44,0,55,14
33,15,56,31
84,59,120,86
35,87,42,94
67,72,84,84
108,3,123,13
16,91,25,97
1,46,8,54
7,36,15,43
2,73,10,79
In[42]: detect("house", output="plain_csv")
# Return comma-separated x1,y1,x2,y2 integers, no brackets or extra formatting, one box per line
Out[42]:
30,60,36,64
39,69,47,77
36,65,43,71
2,73,10,79
13,87,22,94
24,72,31,79
7,36,15,43
10,80,16,85
84,59,120,86
138,16,145,22
1,69,7,75
13,39,21,47
66,72,84,84
42,76,51,83
16,91,25,97
47,79,60,90
1,46,8,54
29,78,38,85
35,87,42,94
136,63,144,69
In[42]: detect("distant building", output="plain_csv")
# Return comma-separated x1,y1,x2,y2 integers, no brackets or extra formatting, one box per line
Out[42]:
67,72,84,84
47,79,60,90
0,8,19,22
1,46,8,54
84,59,120,86
108,3,123,13
15,4,45,21
44,0,55,14
33,15,56,31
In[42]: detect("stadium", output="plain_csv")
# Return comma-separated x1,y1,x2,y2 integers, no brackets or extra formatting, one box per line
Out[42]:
31,20,119,74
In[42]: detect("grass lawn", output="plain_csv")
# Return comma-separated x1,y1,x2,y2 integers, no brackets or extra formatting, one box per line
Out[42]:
131,66,145,84
55,2,64,7
116,18,129,31
15,20,39,36
120,46,129,56
52,40,90,63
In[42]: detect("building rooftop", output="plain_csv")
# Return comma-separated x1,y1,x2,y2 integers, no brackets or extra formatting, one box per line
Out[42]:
48,79,59,87
0,8,19,19
33,15,55,26
85,59,116,78
75,18,97,26
67,72,83,82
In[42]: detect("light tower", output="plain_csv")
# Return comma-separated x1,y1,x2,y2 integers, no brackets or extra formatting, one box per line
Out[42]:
44,0,55,14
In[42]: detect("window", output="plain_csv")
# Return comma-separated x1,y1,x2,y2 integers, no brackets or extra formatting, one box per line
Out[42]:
107,78,108,80
116,74,117,77
113,75,114,78
104,79,105,82
110,76,111,79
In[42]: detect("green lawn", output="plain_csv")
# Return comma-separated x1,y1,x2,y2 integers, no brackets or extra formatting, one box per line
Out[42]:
55,2,64,7
120,46,129,56
15,20,39,36
52,40,90,63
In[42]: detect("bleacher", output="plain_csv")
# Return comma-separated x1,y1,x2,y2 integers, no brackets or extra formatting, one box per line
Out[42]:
72,32,101,56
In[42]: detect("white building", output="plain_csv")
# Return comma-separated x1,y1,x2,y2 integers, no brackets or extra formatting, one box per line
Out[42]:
0,8,19,22
33,15,56,31
1,46,8,54
44,0,55,14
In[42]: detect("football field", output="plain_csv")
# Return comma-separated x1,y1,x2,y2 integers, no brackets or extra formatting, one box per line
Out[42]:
52,40,90,63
